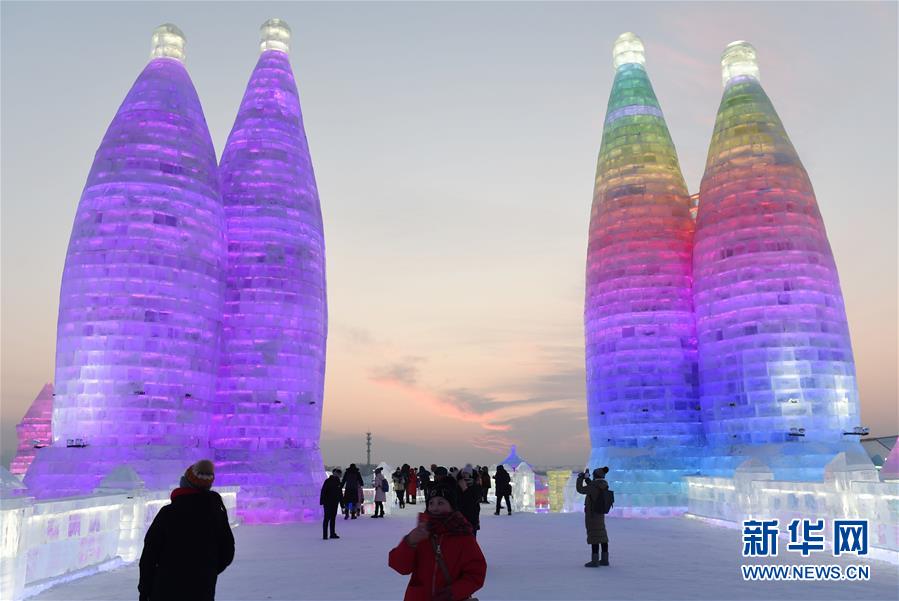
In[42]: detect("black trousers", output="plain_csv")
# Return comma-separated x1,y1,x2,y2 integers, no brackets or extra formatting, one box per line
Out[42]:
323,504,338,537
396,491,405,507
375,501,384,516
496,494,511,514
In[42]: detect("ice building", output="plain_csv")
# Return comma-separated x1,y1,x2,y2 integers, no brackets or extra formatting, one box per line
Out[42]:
25,25,226,497
10,384,54,476
210,19,328,523
693,42,865,479
584,33,703,514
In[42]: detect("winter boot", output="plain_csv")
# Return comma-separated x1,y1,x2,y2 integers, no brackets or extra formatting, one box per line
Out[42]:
584,552,600,568
599,551,609,566
330,533,340,539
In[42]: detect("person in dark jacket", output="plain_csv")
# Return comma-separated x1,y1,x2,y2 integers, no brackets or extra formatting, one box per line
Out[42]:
493,465,512,515
577,467,610,567
342,464,363,519
418,466,431,490
138,460,234,601
389,480,486,601
479,466,490,503
457,466,482,538
320,468,343,539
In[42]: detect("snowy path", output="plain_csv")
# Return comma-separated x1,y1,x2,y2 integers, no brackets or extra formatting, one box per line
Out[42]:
31,504,898,600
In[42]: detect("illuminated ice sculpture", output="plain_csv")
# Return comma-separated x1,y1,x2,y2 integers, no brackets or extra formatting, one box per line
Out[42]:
694,42,865,479
10,384,53,476
25,24,226,497
210,19,328,523
584,33,704,514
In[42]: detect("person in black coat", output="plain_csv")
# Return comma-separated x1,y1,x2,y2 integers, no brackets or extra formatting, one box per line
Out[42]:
480,466,491,503
457,467,482,537
138,460,235,601
418,465,431,490
493,465,512,515
320,468,343,539
341,464,362,519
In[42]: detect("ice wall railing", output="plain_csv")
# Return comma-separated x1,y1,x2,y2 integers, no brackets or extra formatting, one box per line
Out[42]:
684,453,899,563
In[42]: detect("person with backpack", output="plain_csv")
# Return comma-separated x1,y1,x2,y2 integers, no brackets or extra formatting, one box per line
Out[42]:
576,466,611,567
392,467,406,508
138,460,234,601
320,468,343,539
373,467,388,518
388,480,486,601
492,465,512,516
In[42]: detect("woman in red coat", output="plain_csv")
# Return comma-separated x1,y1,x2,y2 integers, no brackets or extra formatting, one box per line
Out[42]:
406,465,418,504
389,480,486,601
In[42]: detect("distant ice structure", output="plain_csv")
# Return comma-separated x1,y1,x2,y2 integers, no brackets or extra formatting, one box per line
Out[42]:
881,444,899,481
510,463,536,513
694,41,867,480
10,384,53,476
211,18,328,523
25,24,226,498
562,472,584,513
584,32,704,515
545,470,571,512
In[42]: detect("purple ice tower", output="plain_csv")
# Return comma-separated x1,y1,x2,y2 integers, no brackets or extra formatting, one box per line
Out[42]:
210,19,328,523
25,25,226,497
694,42,864,478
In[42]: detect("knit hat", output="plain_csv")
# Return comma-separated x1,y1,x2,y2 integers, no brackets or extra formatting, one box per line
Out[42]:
181,459,215,490
592,466,609,479
426,481,459,510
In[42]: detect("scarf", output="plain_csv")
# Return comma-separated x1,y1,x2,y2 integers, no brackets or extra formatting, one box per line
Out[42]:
427,511,474,537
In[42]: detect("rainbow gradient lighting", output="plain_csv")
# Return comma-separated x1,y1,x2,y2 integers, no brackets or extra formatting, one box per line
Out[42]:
584,33,703,513
694,42,863,478
25,25,226,497
210,19,328,523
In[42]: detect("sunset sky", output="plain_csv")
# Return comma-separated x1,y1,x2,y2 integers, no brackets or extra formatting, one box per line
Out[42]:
2,2,896,468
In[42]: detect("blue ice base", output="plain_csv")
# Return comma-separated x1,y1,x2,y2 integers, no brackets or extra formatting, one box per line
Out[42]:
698,440,872,481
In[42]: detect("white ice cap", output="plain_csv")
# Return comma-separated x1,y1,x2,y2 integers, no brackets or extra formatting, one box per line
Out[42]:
260,18,291,54
721,41,760,87
150,24,186,62
613,32,645,69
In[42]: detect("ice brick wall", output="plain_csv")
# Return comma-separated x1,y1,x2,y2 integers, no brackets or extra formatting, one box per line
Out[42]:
11,384,54,476
211,20,327,523
584,33,703,511
25,25,225,498
693,42,861,451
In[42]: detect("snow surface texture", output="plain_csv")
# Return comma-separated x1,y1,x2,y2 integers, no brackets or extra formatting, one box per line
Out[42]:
29,507,897,600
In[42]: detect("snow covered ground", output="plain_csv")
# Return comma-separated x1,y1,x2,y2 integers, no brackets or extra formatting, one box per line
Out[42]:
31,503,898,600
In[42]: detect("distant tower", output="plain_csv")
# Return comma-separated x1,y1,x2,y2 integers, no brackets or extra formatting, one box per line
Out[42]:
584,33,703,514
694,42,864,478
211,19,328,523
10,383,54,475
25,25,225,497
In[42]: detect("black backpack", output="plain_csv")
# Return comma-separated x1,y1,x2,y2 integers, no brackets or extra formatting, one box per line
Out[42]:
380,478,389,493
593,488,614,514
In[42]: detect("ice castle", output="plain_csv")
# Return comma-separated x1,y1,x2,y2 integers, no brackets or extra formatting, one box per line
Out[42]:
584,35,868,513
21,22,328,523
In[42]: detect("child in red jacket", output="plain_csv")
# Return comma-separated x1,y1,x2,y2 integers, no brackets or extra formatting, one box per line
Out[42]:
389,480,486,601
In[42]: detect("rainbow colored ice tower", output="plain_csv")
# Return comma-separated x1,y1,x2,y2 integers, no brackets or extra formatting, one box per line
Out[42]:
584,33,703,513
694,42,864,478
25,25,226,497
211,19,328,523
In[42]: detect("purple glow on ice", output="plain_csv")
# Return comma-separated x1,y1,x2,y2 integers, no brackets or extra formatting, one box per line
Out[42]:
211,20,328,523
11,383,54,476
25,31,226,497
